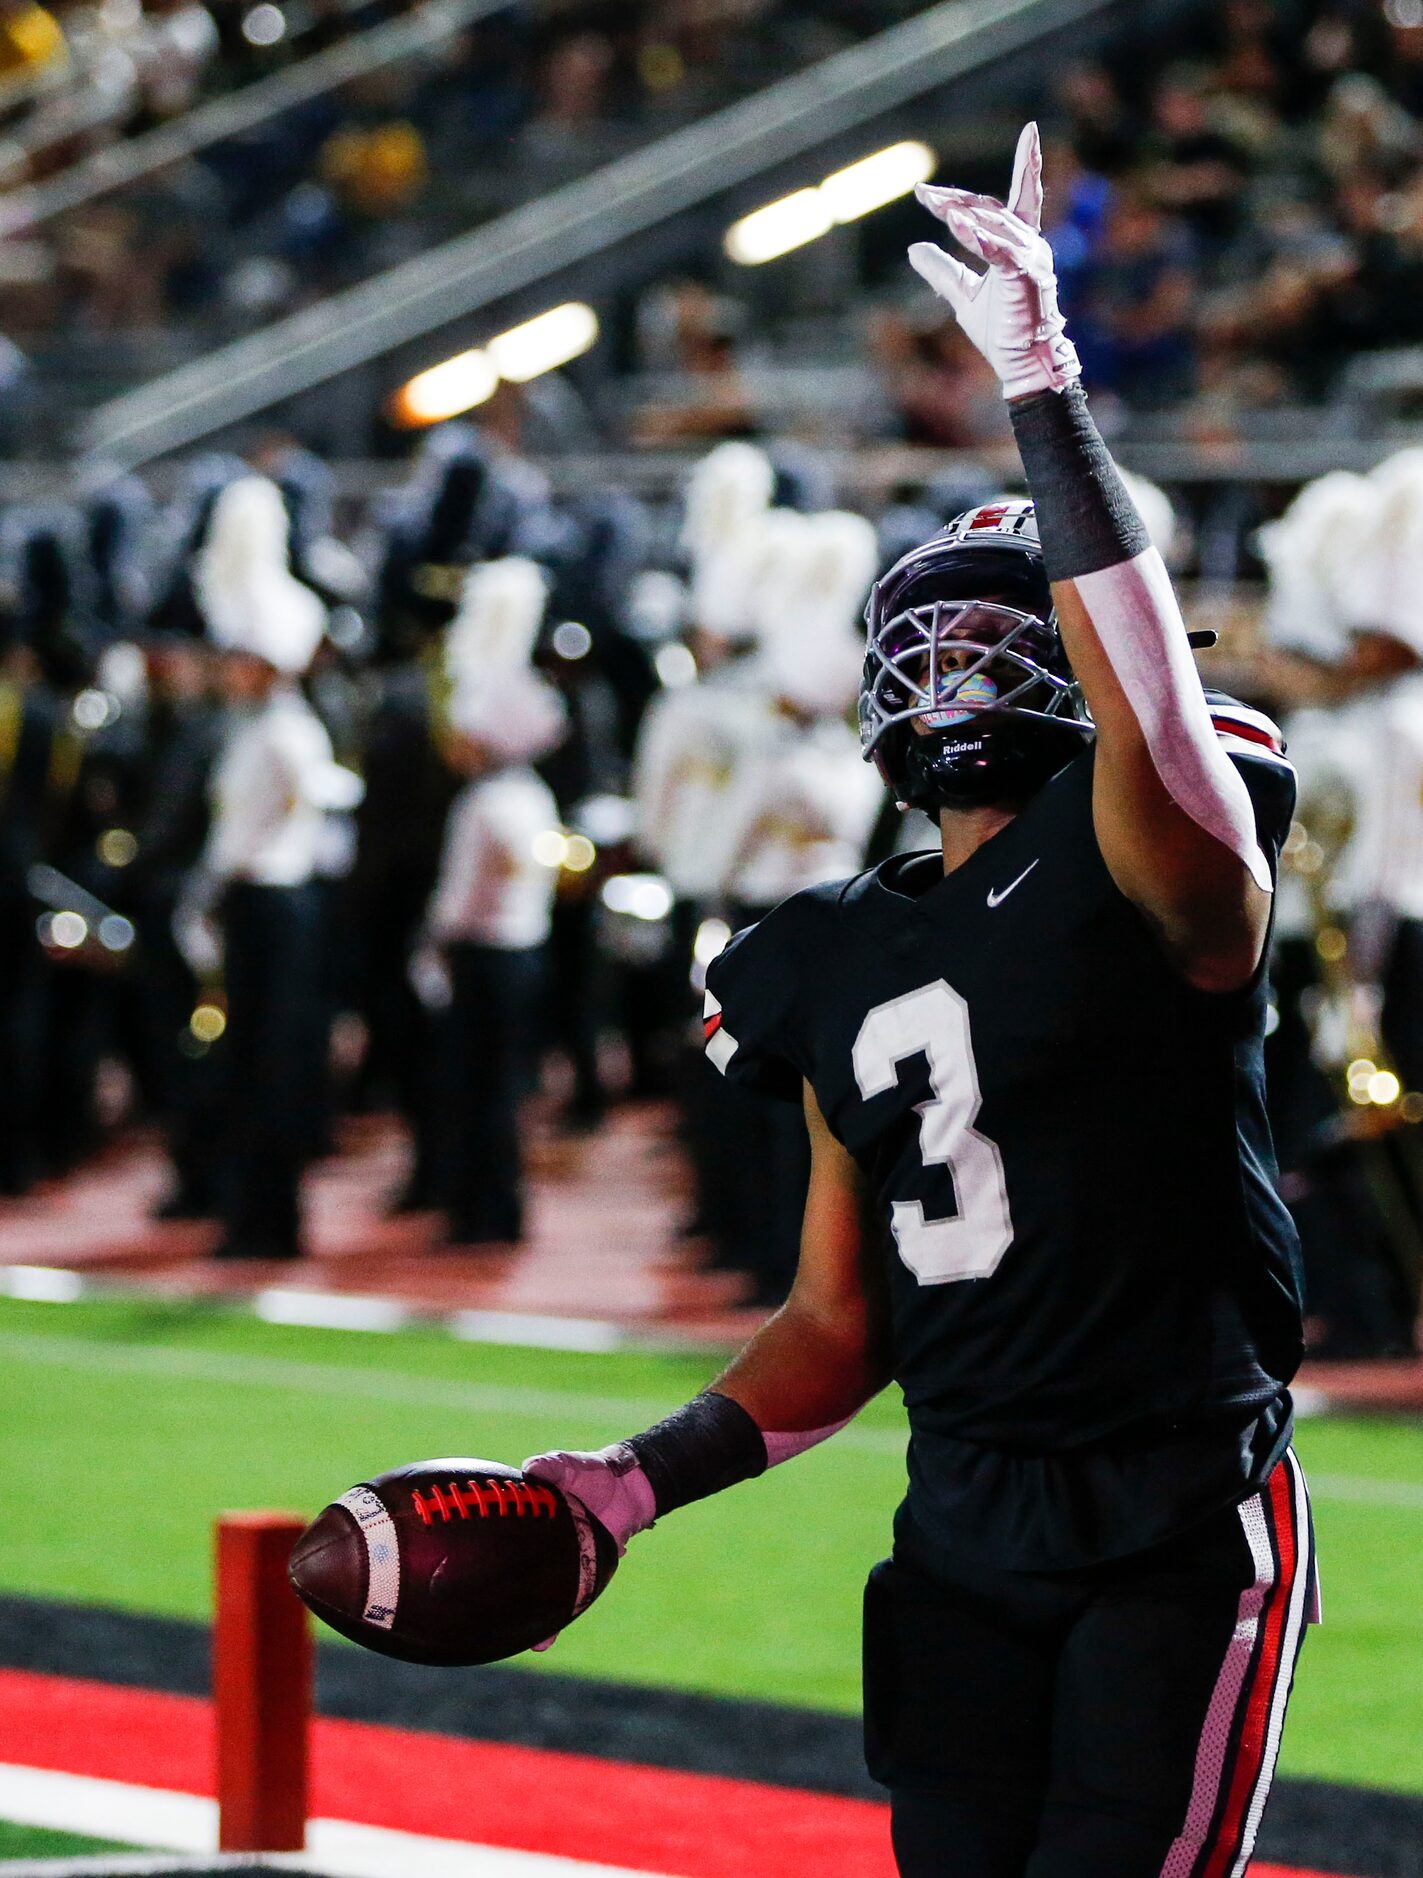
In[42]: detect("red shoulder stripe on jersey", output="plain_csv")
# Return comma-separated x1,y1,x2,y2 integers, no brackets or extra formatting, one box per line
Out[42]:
704,1013,723,1040
1211,714,1282,755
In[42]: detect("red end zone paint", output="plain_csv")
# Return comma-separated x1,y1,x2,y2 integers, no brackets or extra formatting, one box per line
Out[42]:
0,1669,1341,1878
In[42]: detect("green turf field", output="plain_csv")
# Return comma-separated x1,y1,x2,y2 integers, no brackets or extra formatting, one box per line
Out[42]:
2,1294,1421,1794
0,1820,136,1859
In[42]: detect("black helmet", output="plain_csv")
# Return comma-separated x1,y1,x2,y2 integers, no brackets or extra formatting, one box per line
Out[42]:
859,499,1092,813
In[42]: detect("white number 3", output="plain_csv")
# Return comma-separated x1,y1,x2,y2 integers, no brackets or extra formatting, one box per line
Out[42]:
852,980,1013,1285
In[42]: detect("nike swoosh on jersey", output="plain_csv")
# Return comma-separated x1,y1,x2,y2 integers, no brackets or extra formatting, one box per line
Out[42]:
987,859,1039,908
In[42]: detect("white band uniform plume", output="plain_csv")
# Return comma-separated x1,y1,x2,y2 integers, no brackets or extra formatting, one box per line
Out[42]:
755,511,879,718
1261,473,1381,664
683,441,777,646
195,476,327,676
1257,472,1373,662
445,557,549,678
1361,449,1423,658
443,556,566,764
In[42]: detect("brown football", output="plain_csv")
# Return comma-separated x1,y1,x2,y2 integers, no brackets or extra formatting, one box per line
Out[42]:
288,1458,619,1666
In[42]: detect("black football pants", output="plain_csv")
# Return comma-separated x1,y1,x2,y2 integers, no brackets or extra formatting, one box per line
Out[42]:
865,1452,1315,1878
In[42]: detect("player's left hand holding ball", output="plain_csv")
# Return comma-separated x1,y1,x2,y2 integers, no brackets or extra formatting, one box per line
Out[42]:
288,1456,621,1666
908,121,1081,402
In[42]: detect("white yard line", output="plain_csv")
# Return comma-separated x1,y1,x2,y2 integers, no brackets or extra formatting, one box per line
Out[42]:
0,1765,677,1877
3,1332,1421,1499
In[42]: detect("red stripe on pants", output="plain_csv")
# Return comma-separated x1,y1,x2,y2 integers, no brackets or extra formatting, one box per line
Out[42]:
1202,1461,1299,1878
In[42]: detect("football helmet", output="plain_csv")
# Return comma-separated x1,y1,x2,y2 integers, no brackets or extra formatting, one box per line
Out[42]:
859,499,1092,812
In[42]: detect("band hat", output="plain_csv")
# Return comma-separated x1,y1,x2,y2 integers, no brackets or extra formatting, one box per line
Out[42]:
1363,450,1423,657
1256,471,1372,661
447,667,568,764
195,475,327,674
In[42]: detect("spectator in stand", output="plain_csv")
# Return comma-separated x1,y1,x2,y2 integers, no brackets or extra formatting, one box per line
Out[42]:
517,29,618,178
866,310,1010,449
1055,60,1139,177
632,279,756,443
1143,64,1254,261
1069,179,1198,406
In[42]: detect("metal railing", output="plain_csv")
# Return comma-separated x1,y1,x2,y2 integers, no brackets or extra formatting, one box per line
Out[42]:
80,0,1137,470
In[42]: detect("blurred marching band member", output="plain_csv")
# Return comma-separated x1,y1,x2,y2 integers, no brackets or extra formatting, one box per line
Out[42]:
1,508,118,1176
184,476,363,1261
701,508,882,1304
420,558,567,1246
631,442,777,1094
1254,463,1423,1354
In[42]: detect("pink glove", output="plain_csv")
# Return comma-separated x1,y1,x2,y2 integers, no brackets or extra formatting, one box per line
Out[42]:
522,1442,658,1558
908,121,1081,402
521,1444,657,1651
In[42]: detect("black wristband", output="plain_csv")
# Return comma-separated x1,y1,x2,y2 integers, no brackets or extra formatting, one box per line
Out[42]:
627,1391,768,1517
1008,383,1148,583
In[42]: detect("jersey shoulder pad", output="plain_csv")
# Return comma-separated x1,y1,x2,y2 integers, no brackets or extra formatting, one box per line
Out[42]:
1204,691,1288,763
702,878,852,1101
1205,691,1296,855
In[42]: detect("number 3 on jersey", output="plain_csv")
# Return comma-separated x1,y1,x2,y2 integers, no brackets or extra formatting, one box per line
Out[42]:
852,980,1013,1285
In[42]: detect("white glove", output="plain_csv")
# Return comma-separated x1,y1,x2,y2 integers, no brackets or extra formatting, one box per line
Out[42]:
908,121,1081,402
522,1443,657,1558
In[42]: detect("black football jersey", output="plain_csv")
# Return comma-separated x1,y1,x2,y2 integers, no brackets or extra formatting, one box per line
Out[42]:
704,717,1304,1571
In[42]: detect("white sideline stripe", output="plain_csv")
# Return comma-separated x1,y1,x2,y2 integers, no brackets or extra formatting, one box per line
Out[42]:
255,1292,411,1335
0,1765,675,1877
0,1766,211,1852
3,1332,1423,1504
0,1266,85,1303
450,1312,625,1355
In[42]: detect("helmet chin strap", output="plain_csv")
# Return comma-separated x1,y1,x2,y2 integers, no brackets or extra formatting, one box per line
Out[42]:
896,715,1083,815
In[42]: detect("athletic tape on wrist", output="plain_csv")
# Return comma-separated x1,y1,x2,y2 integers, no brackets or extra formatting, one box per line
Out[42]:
1008,384,1147,582
627,1392,768,1518
1009,386,1271,894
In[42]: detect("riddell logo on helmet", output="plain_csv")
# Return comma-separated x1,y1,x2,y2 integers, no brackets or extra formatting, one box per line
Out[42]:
969,505,1013,531
412,1479,558,1523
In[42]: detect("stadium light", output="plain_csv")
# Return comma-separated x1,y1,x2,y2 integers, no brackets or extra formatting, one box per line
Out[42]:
821,141,937,222
393,303,600,426
488,303,600,383
394,348,499,426
725,141,935,266
724,187,834,266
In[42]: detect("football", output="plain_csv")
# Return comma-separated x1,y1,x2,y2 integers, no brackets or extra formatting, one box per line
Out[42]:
288,1458,619,1666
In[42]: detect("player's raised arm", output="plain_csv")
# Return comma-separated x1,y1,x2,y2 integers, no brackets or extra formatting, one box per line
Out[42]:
522,1081,891,1558
911,123,1273,992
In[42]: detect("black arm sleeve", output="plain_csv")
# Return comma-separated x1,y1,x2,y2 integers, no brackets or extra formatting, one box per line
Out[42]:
1008,384,1149,582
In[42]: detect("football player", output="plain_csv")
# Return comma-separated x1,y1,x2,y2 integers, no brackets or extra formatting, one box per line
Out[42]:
527,125,1315,1878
